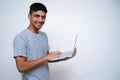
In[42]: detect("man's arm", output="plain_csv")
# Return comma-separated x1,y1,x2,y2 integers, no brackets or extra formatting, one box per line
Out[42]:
15,52,61,73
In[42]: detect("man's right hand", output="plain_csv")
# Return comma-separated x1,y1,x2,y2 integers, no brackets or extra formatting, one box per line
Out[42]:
46,51,61,61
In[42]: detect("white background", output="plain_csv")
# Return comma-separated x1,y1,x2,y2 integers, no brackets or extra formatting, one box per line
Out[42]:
0,0,120,80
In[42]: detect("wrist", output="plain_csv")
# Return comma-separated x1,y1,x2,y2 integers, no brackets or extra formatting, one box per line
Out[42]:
44,55,49,61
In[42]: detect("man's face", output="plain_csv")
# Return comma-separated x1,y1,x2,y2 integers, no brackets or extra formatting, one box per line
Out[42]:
29,10,46,29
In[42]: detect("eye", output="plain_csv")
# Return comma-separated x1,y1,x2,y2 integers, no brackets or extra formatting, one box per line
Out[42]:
34,14,40,18
42,16,46,19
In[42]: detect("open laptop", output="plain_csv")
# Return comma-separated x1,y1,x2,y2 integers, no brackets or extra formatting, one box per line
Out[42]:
51,34,77,60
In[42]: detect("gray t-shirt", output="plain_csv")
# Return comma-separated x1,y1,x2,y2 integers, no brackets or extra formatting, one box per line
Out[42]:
13,29,50,80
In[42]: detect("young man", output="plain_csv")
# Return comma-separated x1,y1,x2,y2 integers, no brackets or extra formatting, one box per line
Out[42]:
13,3,76,80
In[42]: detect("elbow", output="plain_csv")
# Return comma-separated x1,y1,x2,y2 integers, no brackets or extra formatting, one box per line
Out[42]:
18,69,24,73
17,67,25,73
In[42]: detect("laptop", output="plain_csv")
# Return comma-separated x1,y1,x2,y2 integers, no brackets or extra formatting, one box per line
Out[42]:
51,34,77,61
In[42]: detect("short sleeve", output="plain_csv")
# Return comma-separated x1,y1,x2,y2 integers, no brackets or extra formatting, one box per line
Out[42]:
13,36,27,58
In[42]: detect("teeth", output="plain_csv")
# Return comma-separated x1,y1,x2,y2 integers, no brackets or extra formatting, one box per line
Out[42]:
37,23,41,25
37,22,40,24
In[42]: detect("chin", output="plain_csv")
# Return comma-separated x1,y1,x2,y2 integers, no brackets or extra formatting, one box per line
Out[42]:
34,25,42,29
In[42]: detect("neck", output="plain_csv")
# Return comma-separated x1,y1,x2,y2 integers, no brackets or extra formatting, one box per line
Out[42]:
27,25,39,34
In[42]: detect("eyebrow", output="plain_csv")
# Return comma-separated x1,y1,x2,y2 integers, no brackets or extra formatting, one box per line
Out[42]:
34,14,46,18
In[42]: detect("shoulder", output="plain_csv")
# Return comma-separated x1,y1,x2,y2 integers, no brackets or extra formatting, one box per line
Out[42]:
14,29,28,41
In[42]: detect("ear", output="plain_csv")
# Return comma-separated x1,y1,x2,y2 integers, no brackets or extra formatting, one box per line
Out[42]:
28,14,31,20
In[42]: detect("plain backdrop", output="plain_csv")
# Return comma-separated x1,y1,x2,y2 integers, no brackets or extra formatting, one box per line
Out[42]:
0,0,120,80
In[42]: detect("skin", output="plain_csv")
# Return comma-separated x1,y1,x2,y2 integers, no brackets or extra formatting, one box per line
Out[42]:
15,10,77,73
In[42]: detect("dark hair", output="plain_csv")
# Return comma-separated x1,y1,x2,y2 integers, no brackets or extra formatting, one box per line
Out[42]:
29,3,48,14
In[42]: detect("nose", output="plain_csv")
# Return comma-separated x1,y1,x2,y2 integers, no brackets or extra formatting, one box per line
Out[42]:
38,16,44,22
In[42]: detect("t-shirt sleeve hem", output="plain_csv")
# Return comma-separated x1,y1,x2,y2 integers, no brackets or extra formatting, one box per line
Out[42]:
14,55,26,58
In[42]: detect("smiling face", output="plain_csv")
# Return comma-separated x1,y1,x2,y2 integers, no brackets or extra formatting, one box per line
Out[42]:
28,10,46,30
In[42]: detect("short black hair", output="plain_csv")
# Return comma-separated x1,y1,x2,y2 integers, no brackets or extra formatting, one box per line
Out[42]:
29,3,48,14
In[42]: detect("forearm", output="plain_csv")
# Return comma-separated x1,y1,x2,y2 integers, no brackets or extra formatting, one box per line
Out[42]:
15,51,61,72
16,56,48,72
